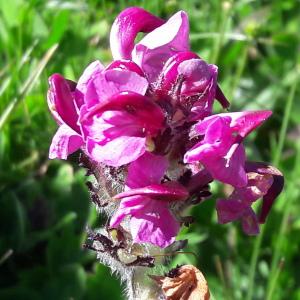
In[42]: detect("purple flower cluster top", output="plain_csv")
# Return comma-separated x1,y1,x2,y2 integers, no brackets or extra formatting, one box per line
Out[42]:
47,8,283,248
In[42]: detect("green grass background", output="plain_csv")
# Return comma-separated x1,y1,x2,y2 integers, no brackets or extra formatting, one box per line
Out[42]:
0,0,299,299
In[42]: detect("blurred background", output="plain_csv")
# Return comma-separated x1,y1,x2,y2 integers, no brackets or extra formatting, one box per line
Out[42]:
0,0,299,299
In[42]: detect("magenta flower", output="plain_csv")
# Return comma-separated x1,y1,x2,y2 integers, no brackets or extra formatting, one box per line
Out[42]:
156,51,219,121
47,7,284,253
216,162,284,235
110,152,188,248
79,64,164,166
184,111,272,187
47,61,104,159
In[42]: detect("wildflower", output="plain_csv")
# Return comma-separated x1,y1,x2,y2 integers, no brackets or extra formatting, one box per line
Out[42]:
47,7,283,252
184,111,272,187
110,152,188,248
216,172,273,234
79,90,164,167
216,162,284,234
47,61,103,159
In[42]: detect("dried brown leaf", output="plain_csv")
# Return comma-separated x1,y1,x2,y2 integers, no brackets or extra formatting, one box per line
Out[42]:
151,265,210,300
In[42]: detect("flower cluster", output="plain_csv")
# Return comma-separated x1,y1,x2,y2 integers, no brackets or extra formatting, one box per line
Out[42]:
47,8,283,249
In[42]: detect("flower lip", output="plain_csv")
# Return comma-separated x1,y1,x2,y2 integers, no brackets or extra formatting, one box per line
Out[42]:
115,182,189,201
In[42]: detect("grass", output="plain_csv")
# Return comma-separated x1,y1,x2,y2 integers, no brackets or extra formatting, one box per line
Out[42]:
0,0,299,299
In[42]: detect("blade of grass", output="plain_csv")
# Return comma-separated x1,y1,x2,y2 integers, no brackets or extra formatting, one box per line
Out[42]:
210,1,232,64
273,68,299,165
214,255,232,300
266,258,285,300
0,43,58,130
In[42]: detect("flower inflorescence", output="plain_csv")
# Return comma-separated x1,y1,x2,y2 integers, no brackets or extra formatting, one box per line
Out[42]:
47,7,283,251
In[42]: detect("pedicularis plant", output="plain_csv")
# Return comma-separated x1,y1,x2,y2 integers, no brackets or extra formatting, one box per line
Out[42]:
47,7,284,300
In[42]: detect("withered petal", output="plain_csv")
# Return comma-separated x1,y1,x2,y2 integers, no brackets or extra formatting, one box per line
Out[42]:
151,265,210,300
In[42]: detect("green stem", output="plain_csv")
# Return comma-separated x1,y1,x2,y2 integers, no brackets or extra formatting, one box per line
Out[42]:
246,224,265,300
273,72,298,166
266,258,285,300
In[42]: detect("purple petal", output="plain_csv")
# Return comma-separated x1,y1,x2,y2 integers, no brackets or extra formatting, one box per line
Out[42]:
84,69,148,109
115,182,188,201
177,58,218,96
193,110,272,139
130,200,180,248
77,60,105,94
218,111,272,137
86,135,146,167
72,61,104,109
241,208,260,235
159,51,199,92
49,124,83,159
110,195,146,227
126,152,168,188
132,11,190,82
231,172,274,204
107,59,144,76
48,74,79,132
85,92,164,136
216,199,248,224
185,116,247,187
245,162,284,223
110,7,164,60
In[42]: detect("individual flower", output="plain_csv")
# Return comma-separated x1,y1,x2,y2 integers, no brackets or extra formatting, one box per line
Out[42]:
216,162,284,234
47,61,104,159
110,152,189,248
79,83,164,166
184,111,272,187
156,51,219,121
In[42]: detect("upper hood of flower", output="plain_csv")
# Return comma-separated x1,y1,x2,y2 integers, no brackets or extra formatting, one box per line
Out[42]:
110,7,164,60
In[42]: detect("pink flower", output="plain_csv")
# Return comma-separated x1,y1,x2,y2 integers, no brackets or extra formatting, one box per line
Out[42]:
46,8,284,250
78,60,164,166
216,163,284,235
110,153,189,248
156,51,219,121
184,111,272,187
47,61,104,159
